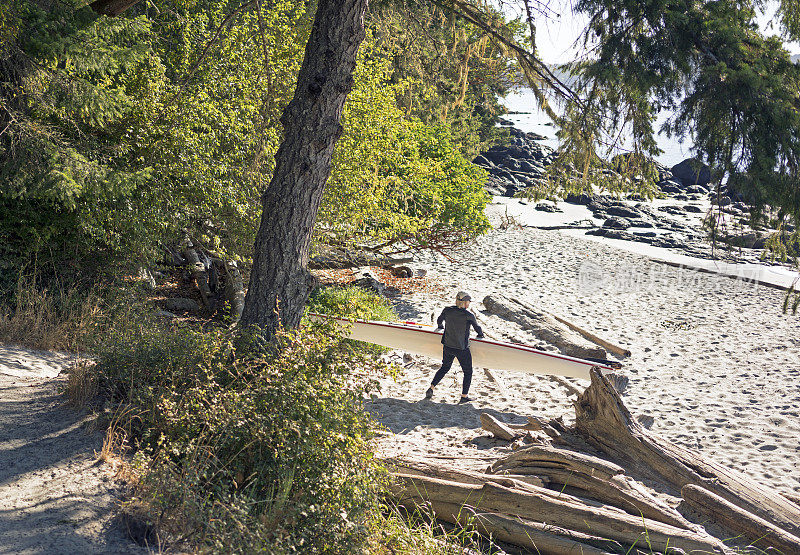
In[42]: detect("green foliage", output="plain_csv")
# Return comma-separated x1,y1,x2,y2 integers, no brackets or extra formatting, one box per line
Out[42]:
306,285,397,355
2,0,495,290
368,2,522,156
561,0,800,223
306,286,396,322
96,313,388,552
320,40,491,254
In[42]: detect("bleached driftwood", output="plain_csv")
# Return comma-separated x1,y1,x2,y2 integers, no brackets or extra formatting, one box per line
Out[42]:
183,247,213,309
574,369,800,539
387,457,544,489
489,445,692,529
512,297,631,357
482,295,606,360
416,500,621,555
394,474,725,554
681,484,800,554
479,413,520,441
224,260,245,323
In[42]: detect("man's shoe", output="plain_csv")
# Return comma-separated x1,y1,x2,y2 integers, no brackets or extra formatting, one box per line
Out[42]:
425,387,434,400
458,396,473,404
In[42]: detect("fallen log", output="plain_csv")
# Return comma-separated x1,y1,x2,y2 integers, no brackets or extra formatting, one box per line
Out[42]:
480,413,520,441
574,368,800,538
183,247,213,309
512,297,631,357
482,295,606,360
309,248,412,269
488,445,692,529
386,457,543,489
681,484,800,554
394,474,726,553
414,500,621,555
224,260,245,323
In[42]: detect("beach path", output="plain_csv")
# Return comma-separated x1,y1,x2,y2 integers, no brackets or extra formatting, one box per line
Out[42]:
0,345,144,554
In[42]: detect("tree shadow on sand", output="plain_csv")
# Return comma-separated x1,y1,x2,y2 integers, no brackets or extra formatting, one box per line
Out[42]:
364,396,533,451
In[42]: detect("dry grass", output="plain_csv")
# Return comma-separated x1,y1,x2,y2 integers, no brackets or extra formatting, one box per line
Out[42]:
0,275,103,351
64,360,99,408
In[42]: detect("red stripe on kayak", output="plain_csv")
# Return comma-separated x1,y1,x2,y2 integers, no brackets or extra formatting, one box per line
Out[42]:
310,313,613,371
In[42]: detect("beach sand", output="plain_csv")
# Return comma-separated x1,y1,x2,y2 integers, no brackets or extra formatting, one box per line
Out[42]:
365,200,800,498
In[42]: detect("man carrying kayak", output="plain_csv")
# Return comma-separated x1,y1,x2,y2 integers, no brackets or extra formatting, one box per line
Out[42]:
426,291,484,404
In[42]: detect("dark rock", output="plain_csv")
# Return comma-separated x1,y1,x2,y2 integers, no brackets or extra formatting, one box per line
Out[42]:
483,175,509,196
390,265,413,278
603,216,632,229
602,229,635,240
164,298,200,313
627,219,654,228
353,271,385,294
674,194,689,201
535,203,562,213
711,196,732,206
658,205,687,215
671,158,711,186
526,131,548,141
633,230,658,238
606,204,643,219
517,160,545,174
587,196,614,213
473,154,492,167
658,180,683,194
686,184,708,194
723,231,770,249
564,193,595,205
498,117,515,126
684,204,705,213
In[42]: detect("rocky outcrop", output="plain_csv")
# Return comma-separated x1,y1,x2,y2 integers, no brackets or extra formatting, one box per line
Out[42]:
473,128,556,197
671,158,711,186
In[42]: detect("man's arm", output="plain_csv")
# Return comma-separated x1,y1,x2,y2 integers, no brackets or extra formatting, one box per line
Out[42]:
436,309,447,330
469,314,484,338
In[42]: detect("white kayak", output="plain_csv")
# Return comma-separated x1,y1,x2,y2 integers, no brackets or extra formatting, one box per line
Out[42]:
310,313,614,380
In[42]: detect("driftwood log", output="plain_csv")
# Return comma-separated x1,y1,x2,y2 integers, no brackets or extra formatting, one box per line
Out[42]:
394,474,725,553
574,369,800,538
681,484,800,554
418,500,621,555
386,368,800,553
511,297,632,357
482,295,607,360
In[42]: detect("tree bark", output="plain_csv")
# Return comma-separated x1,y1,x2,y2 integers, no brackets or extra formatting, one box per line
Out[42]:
240,0,368,335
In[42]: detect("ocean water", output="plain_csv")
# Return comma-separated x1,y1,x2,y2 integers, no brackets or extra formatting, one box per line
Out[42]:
502,89,694,167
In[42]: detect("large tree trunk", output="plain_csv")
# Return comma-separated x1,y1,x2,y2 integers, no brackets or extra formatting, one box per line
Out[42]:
240,0,368,335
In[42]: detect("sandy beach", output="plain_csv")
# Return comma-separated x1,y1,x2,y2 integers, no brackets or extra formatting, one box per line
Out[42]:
365,199,800,499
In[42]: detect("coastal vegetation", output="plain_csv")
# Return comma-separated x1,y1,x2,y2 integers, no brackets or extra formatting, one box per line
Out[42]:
2,0,800,552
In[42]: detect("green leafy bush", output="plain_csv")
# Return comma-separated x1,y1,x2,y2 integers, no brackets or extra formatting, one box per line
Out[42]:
320,41,491,254
306,286,395,322
96,314,388,552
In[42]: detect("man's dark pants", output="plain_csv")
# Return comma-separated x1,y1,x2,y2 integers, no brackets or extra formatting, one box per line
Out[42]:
431,345,473,395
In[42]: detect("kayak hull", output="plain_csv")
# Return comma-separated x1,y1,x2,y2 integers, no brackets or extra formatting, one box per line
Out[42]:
312,314,612,380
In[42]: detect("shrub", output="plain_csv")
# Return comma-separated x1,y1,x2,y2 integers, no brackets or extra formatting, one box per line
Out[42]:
306,286,395,322
95,311,390,552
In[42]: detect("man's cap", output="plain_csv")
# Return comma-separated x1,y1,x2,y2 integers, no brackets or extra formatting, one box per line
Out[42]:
456,291,471,302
